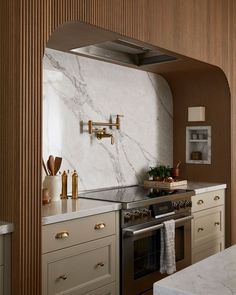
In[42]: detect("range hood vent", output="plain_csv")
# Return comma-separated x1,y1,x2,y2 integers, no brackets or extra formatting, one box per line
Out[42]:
71,39,177,67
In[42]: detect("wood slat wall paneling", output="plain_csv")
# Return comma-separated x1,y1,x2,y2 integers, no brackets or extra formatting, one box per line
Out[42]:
0,0,235,294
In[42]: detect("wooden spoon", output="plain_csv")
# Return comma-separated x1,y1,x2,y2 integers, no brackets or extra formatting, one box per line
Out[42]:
48,155,55,176
54,157,62,176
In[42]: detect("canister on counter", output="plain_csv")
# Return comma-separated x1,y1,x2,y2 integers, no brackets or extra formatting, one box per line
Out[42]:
72,170,78,199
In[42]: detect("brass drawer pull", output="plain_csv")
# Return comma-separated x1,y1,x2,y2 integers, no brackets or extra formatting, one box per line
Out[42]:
58,275,67,280
198,227,204,232
215,222,220,226
55,231,69,239
214,196,220,201
96,262,105,267
94,223,106,230
197,200,204,205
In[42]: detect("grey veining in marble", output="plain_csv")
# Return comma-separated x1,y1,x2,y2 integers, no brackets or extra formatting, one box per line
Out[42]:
154,245,236,295
42,198,121,225
43,48,173,191
0,221,14,235
178,181,227,194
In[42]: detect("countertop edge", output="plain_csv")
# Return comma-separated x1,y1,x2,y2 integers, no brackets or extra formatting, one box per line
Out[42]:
0,222,14,235
193,184,227,194
42,203,121,225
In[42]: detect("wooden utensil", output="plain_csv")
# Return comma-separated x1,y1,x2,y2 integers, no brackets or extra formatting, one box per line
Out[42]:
42,159,49,175
48,155,55,176
54,157,62,175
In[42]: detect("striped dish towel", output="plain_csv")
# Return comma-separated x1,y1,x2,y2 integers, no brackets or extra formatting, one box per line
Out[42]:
160,219,176,275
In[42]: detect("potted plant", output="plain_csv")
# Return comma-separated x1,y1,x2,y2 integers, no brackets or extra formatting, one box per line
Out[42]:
147,165,172,181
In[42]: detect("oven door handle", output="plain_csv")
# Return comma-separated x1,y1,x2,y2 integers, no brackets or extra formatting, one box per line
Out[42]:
124,215,194,236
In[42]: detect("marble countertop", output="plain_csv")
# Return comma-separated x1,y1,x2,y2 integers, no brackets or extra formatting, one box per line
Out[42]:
154,245,236,295
42,198,121,225
0,221,14,235
179,181,227,194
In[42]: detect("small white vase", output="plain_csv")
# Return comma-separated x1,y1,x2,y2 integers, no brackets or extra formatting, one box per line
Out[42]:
43,175,61,201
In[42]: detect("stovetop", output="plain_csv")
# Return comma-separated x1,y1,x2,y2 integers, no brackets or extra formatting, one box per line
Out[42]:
79,185,194,209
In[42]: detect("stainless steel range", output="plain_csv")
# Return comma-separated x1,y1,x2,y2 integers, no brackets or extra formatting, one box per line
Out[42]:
80,185,194,295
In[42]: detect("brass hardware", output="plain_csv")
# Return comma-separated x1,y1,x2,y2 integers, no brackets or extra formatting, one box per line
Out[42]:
96,262,105,267
55,231,69,239
214,222,220,226
88,114,123,145
214,196,220,201
197,200,204,205
58,275,67,280
197,227,204,232
94,223,106,230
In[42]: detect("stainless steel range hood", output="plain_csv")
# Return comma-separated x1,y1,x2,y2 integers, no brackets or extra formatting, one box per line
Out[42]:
70,38,177,67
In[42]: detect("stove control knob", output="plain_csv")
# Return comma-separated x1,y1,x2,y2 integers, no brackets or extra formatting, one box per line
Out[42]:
124,212,133,221
133,210,141,219
179,201,186,208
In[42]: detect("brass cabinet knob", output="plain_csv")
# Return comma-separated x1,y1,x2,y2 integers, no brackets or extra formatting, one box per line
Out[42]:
215,221,220,226
55,231,69,239
58,275,67,280
214,196,220,201
197,200,204,205
197,227,204,232
94,223,106,230
96,262,105,267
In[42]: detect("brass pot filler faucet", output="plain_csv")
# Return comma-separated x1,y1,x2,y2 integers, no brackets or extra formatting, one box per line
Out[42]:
88,115,124,145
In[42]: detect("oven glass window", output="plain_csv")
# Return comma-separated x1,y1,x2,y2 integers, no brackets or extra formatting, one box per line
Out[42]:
133,231,161,280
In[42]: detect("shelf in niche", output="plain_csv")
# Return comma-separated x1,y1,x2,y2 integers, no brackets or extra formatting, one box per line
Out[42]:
186,126,211,164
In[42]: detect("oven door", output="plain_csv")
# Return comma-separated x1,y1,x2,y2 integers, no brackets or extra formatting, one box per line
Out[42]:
122,215,193,295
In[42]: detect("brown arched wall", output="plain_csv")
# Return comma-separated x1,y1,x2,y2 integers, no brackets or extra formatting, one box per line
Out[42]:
0,1,235,294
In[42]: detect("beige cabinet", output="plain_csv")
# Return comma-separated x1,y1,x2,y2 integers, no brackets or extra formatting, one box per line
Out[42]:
0,236,3,295
191,189,225,263
42,212,119,295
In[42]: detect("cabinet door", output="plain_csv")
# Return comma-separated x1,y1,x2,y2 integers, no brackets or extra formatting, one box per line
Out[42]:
192,206,224,248
0,236,3,266
83,282,116,295
42,236,116,295
192,237,224,263
0,266,3,295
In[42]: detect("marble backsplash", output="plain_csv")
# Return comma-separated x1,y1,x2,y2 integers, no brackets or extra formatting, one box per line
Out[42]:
43,48,173,191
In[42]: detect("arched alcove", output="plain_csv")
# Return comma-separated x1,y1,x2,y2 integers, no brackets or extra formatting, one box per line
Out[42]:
0,2,233,294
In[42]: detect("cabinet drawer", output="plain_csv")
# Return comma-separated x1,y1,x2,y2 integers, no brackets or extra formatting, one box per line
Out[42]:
42,212,116,253
0,236,3,266
83,282,116,295
192,189,224,212
192,206,224,248
0,266,3,295
42,236,116,295
192,237,224,263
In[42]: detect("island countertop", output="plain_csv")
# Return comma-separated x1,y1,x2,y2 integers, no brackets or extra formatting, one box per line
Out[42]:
154,244,236,295
0,221,14,235
42,198,121,225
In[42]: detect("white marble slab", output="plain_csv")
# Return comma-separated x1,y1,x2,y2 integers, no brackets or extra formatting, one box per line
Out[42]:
154,245,236,295
43,48,173,192
0,222,14,235
42,198,121,225
178,181,227,194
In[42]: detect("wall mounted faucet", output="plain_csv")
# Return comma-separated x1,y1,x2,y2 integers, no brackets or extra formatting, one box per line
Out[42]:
88,115,123,145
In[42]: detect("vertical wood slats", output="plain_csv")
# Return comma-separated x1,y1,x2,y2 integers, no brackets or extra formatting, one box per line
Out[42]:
0,0,235,294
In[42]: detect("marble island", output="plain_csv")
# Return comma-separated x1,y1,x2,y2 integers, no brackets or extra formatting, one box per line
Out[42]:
154,244,236,295
0,221,14,235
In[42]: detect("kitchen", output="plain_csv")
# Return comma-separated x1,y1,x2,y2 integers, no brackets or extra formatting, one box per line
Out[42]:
0,1,235,295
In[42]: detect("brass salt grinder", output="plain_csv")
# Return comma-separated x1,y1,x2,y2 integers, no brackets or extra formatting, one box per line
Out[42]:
61,170,68,199
72,170,78,199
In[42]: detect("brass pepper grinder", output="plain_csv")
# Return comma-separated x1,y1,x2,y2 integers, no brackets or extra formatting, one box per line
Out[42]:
72,170,78,199
61,170,68,199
